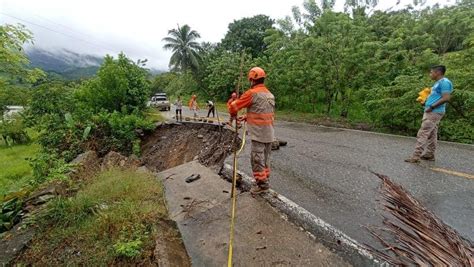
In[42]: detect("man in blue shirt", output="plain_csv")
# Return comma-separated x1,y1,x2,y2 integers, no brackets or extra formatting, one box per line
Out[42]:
405,65,453,163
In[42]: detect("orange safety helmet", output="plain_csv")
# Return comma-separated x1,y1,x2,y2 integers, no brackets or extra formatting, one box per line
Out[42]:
247,67,266,81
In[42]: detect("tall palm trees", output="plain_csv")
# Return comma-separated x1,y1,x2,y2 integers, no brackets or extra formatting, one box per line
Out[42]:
162,24,202,72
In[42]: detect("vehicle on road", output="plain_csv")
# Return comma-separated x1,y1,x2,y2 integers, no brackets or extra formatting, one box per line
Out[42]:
149,93,170,111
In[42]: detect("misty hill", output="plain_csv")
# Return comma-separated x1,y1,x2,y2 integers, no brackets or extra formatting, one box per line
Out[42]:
27,48,165,80
27,48,103,80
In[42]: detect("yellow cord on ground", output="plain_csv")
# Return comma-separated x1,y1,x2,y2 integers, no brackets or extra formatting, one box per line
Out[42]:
227,122,247,267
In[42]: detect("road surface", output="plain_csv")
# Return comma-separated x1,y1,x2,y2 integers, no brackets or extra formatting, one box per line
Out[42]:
163,108,474,249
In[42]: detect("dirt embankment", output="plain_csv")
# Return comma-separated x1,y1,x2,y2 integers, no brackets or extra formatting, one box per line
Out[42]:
141,123,237,172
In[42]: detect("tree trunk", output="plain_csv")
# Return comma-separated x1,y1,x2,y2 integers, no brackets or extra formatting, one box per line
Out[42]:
339,90,350,118
326,92,333,115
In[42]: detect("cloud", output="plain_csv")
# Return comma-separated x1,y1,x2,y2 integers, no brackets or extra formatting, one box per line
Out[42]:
1,0,294,69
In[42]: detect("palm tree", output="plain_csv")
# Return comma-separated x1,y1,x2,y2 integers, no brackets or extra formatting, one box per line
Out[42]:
162,24,202,72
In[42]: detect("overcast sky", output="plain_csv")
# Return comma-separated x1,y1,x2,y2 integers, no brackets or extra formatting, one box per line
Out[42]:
0,0,452,70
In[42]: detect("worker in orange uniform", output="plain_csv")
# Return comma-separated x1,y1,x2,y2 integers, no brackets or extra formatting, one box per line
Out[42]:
227,92,238,126
189,95,199,118
228,67,275,194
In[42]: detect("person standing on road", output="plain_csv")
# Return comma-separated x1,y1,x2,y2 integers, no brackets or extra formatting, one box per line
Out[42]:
206,100,215,118
174,96,183,121
405,65,453,163
189,95,199,118
227,92,238,125
229,67,275,194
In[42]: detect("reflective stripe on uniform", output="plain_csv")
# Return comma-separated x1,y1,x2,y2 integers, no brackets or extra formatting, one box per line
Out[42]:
247,112,274,126
264,167,270,176
253,171,267,181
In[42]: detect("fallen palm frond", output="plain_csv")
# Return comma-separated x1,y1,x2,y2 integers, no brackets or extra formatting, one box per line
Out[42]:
366,172,473,266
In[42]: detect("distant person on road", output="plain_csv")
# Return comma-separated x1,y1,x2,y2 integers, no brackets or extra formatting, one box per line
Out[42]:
227,92,238,126
206,100,215,118
189,95,199,118
228,67,275,194
174,96,183,121
405,65,453,163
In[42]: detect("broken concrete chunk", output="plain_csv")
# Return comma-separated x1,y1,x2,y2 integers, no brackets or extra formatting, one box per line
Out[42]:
185,174,201,183
197,134,204,139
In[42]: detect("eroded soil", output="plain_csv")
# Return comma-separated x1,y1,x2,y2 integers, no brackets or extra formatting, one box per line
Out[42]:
141,123,237,172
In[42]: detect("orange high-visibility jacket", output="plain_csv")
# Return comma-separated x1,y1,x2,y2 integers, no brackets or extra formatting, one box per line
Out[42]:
229,84,275,143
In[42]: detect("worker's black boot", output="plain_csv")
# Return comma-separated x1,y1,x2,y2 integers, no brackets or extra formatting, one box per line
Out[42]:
421,154,435,161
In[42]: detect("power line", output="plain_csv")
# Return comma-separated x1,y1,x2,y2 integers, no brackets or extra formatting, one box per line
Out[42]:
1,12,117,53
30,13,117,50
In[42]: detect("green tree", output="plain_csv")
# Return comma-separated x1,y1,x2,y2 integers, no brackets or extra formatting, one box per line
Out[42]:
306,11,375,117
420,1,474,55
76,53,151,114
151,72,178,95
162,72,198,97
0,24,44,86
221,15,274,57
162,24,202,72
0,24,45,112
202,51,253,100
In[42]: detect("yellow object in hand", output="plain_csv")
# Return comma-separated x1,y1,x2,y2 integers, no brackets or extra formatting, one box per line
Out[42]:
416,87,431,104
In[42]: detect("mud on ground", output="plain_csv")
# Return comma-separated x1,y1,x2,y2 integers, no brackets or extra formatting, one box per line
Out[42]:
141,123,237,172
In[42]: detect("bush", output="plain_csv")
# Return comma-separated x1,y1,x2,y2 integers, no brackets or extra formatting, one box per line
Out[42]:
26,53,154,160
88,112,154,156
439,119,474,144
0,115,30,146
113,239,143,258
75,53,151,114
30,153,73,185
0,196,23,232
363,75,426,134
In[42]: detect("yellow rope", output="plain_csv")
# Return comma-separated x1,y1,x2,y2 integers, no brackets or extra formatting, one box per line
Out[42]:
227,122,247,267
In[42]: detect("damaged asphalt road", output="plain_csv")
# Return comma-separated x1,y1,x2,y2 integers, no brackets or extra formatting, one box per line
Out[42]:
163,109,474,251
236,121,474,250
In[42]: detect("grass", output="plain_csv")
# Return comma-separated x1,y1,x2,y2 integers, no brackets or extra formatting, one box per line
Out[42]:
145,107,166,123
0,141,39,197
17,169,170,265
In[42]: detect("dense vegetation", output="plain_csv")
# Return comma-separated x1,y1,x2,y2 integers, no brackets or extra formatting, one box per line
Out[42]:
154,0,474,143
1,24,155,233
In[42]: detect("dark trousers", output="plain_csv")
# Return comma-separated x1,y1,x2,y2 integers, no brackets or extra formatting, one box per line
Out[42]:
207,107,215,118
176,109,182,121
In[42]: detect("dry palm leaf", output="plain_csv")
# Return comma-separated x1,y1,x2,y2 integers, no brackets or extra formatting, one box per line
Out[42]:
366,172,473,266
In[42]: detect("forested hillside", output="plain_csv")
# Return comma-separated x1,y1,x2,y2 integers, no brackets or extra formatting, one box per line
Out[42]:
26,48,102,80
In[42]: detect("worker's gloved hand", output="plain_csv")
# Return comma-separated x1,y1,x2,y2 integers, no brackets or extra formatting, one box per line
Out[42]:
237,115,247,122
